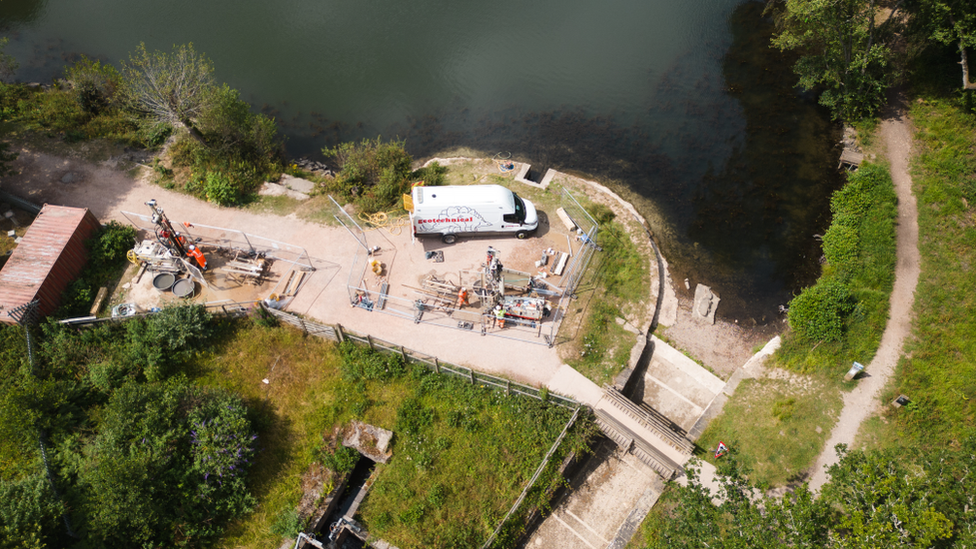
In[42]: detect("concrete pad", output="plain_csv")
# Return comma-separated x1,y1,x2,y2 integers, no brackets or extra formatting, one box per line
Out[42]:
259,182,310,200
526,443,662,549
547,364,604,407
279,174,316,194
649,336,725,394
635,337,726,432
740,335,781,378
539,169,556,189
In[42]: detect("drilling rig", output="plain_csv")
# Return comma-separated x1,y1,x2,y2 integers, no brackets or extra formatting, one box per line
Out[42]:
127,199,208,273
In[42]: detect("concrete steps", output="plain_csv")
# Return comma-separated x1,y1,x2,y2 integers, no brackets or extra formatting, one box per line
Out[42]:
594,410,682,480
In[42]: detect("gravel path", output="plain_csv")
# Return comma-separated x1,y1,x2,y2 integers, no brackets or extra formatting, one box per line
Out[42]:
807,100,921,492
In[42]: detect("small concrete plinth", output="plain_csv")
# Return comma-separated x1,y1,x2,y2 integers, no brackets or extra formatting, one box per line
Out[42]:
342,420,393,463
692,284,719,324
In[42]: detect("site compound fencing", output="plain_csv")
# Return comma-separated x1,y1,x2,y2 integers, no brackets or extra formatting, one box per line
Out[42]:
333,187,600,348
544,188,599,345
59,300,571,410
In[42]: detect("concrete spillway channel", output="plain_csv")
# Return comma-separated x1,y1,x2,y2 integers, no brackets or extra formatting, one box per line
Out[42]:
325,456,377,548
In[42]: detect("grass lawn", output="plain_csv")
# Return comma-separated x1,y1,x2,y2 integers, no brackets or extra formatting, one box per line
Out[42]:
190,321,344,549
562,201,650,386
694,373,843,487
196,319,590,549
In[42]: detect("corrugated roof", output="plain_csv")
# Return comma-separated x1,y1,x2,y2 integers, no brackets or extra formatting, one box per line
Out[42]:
0,204,101,323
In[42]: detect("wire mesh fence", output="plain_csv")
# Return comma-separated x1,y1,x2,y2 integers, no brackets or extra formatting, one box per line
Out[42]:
543,189,599,345
338,188,601,348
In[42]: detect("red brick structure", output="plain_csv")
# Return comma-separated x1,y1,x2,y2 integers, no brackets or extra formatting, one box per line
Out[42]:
0,205,101,324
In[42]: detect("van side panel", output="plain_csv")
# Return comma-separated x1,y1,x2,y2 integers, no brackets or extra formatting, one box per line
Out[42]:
411,185,536,237
414,206,496,235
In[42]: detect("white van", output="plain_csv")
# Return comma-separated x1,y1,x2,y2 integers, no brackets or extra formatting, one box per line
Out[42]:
409,185,538,244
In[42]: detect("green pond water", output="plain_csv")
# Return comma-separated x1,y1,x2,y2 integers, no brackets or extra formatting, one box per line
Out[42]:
0,0,842,323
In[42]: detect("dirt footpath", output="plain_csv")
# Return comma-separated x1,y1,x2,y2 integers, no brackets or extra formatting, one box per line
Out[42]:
806,98,921,491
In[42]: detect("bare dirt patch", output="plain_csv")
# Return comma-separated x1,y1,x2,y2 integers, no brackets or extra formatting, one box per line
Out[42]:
660,307,782,379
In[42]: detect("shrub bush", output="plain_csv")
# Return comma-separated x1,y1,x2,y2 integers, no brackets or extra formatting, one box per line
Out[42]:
788,279,854,342
75,381,257,546
822,223,859,272
56,221,136,318
321,443,360,474
64,56,122,116
187,388,258,516
0,472,68,549
412,161,447,187
783,162,896,349
323,137,415,213
124,305,212,381
204,170,237,205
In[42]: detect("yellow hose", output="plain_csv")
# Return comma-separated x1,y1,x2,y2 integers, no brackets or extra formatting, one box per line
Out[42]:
358,211,410,235
126,249,140,265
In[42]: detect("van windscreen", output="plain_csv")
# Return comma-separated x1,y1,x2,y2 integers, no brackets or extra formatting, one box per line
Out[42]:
513,193,526,223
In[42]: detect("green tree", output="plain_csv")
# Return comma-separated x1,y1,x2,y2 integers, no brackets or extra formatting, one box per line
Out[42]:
121,43,215,144
907,0,976,90
647,446,958,549
72,381,257,547
770,0,901,120
822,445,953,548
197,84,280,162
0,472,68,549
